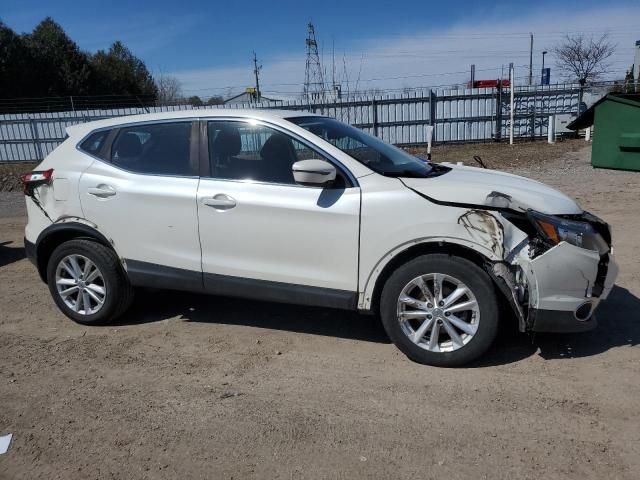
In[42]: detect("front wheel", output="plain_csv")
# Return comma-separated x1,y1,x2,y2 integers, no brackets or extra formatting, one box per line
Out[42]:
380,254,499,367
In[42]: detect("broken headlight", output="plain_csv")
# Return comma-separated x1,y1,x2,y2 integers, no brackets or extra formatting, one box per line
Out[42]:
527,210,609,254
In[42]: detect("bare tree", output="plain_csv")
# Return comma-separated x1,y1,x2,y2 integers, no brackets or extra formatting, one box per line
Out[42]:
155,74,183,105
552,34,616,85
206,95,224,106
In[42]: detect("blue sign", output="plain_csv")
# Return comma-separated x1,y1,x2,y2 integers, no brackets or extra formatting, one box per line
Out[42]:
541,68,551,85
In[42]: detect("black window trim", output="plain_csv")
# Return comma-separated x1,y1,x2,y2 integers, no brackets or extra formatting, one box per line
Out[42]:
200,117,358,189
75,118,200,179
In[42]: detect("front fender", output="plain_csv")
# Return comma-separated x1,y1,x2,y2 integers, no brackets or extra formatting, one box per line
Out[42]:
357,236,501,310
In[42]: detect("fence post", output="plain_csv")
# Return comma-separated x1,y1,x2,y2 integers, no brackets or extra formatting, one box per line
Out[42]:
429,89,437,144
548,115,555,144
495,83,502,142
509,65,514,145
371,98,378,137
29,116,44,161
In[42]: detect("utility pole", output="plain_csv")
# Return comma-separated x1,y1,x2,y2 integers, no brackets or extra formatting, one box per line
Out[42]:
528,33,534,86
252,51,262,103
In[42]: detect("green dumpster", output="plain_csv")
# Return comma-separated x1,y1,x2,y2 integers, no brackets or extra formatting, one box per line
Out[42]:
567,94,640,172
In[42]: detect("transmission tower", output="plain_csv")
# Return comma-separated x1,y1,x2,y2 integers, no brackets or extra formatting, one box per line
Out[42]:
303,22,325,102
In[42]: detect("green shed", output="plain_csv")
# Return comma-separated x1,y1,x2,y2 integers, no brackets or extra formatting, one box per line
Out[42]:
567,93,640,171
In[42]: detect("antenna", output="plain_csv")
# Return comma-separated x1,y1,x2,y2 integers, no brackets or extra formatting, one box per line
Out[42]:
303,22,325,102
252,51,262,103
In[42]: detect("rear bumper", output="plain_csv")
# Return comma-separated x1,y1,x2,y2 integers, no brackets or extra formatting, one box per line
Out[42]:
24,236,37,266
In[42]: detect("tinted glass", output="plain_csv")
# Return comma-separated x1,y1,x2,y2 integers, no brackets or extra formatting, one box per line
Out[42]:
207,121,327,185
287,116,432,178
111,122,193,176
79,130,110,158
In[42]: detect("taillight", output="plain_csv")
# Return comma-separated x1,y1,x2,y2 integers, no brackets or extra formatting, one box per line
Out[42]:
21,169,54,194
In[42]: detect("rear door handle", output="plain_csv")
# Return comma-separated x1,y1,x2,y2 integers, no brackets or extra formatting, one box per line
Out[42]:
203,194,237,210
87,185,116,198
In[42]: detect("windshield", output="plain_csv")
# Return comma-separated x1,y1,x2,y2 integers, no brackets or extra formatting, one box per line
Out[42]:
287,116,432,178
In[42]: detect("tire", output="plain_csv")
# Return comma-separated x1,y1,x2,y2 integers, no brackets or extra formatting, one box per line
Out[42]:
46,239,134,325
380,254,499,367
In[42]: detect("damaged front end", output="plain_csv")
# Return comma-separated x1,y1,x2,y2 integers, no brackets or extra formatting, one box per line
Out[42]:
457,194,617,333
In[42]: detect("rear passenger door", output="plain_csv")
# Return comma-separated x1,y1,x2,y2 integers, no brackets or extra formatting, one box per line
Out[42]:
78,120,202,289
196,119,361,306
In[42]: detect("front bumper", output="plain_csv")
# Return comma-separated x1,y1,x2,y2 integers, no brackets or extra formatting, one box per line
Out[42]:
521,242,618,333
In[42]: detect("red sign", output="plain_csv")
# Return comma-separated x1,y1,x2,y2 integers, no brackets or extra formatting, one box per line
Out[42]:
472,79,510,88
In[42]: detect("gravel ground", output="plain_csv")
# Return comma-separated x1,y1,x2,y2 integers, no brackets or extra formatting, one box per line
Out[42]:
0,192,26,218
1,143,639,480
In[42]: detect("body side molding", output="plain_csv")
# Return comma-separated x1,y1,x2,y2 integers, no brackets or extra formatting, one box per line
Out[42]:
124,259,357,310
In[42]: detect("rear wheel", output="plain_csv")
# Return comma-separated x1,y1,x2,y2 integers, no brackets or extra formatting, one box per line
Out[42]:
380,254,499,367
46,239,134,325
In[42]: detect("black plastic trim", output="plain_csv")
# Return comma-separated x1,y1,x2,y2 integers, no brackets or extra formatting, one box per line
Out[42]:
530,308,597,333
24,237,36,266
591,254,610,298
126,259,204,292
124,259,358,310
33,222,114,282
36,222,112,250
203,272,357,310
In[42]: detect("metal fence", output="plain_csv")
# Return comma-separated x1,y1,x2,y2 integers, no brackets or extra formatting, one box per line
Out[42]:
0,83,588,162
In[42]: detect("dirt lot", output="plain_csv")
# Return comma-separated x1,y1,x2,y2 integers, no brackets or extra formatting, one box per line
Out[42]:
1,141,639,479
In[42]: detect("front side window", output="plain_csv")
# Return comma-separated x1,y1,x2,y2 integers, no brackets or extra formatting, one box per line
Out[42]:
111,122,194,176
287,116,432,178
207,121,329,185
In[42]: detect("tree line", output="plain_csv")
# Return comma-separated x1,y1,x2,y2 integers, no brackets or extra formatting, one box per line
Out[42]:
0,17,223,111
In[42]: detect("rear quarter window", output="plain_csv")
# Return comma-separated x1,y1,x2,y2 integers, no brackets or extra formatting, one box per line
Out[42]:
79,130,110,159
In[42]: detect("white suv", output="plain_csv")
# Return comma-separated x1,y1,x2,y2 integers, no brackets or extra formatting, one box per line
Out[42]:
23,110,618,366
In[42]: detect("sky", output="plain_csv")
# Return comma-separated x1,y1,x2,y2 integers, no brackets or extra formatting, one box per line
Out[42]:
2,0,639,99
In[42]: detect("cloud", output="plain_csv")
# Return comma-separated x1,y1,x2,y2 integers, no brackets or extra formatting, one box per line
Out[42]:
170,4,639,100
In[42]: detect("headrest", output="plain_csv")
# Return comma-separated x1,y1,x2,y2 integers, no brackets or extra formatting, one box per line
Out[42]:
115,132,142,158
212,126,241,157
260,133,292,160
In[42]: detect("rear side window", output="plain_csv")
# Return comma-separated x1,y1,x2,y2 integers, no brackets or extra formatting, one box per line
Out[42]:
79,130,110,158
111,122,194,176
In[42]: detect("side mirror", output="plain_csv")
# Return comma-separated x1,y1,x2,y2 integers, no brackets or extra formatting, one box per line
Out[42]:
292,159,337,187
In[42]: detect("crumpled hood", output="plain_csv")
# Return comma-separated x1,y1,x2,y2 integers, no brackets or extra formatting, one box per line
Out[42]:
402,164,582,214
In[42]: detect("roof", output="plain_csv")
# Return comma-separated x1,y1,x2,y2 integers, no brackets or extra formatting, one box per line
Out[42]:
65,109,319,138
567,93,640,130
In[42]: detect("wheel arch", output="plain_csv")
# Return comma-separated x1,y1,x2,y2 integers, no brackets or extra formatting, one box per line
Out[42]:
35,221,118,283
361,239,500,314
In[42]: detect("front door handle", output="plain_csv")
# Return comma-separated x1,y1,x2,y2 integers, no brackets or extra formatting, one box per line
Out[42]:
203,194,237,210
87,185,116,198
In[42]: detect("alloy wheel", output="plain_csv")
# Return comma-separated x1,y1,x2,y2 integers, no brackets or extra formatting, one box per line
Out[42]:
55,254,106,315
396,273,480,353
